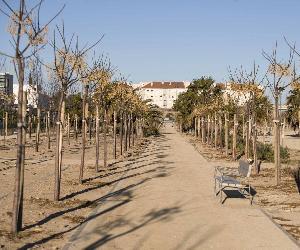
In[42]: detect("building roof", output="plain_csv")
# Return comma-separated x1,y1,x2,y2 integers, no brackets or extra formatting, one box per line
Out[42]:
142,81,186,89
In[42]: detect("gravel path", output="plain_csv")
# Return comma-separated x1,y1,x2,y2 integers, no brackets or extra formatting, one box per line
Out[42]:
66,124,299,250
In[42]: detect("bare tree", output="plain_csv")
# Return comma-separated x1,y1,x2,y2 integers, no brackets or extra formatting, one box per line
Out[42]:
0,0,64,234
47,23,102,200
263,41,299,184
28,52,44,152
228,64,267,171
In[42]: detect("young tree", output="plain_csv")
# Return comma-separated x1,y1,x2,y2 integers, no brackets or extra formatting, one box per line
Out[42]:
229,64,268,171
28,52,44,152
82,55,114,174
0,0,64,234
47,23,102,200
263,42,297,184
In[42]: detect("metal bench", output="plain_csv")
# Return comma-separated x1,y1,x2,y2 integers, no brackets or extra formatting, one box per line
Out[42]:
214,159,253,204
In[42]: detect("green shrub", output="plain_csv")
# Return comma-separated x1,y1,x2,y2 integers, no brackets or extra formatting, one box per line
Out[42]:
257,143,273,162
280,146,290,163
144,127,160,137
257,142,290,163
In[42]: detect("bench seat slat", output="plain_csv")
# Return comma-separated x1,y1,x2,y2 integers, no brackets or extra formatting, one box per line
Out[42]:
215,176,240,185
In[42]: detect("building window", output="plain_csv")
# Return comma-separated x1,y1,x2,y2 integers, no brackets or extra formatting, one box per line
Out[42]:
163,100,167,107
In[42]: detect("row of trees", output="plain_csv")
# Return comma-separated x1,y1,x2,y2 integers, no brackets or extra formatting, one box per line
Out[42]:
0,0,163,235
174,40,300,186
174,76,271,171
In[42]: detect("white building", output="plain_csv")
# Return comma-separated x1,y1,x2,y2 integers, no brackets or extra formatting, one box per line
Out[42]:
13,84,49,109
135,81,189,109
0,72,13,95
218,82,263,106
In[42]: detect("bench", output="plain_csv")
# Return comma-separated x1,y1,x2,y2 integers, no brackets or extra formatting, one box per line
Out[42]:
214,159,253,204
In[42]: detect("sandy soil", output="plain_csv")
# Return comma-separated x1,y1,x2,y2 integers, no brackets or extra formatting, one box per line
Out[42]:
258,129,300,151
63,124,298,249
0,130,147,249
1,125,299,249
189,133,300,243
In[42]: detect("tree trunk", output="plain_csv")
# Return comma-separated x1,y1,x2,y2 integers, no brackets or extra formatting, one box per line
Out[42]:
214,113,217,148
28,115,32,139
12,59,26,234
47,111,51,149
242,114,245,140
224,113,229,156
128,113,132,148
263,118,267,145
281,117,286,145
120,112,124,155
79,85,88,184
95,106,100,172
194,117,197,137
274,94,281,185
245,118,250,159
67,113,70,145
132,116,135,147
232,114,237,160
89,115,92,144
103,109,108,168
201,117,205,143
2,112,4,141
5,111,8,139
210,117,214,145
113,110,117,159
207,115,210,144
252,118,258,173
219,115,223,148
43,115,46,134
54,94,65,201
35,108,40,152
124,113,128,152
136,118,139,140
298,110,300,135
197,117,201,140
75,114,78,141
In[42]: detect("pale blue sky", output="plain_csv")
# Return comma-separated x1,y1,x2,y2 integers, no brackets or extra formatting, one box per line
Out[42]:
1,0,300,85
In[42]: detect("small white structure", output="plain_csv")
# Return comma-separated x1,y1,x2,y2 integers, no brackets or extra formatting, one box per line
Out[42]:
134,81,189,109
13,84,49,109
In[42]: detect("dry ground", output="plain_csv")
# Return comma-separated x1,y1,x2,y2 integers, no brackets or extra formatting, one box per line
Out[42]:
188,134,300,243
64,124,298,249
0,130,147,249
1,127,300,249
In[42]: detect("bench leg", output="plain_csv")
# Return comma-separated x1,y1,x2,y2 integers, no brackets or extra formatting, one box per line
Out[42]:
249,185,253,205
214,178,217,196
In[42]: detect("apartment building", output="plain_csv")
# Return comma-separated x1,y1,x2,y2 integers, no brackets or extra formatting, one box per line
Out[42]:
0,73,13,95
135,81,190,109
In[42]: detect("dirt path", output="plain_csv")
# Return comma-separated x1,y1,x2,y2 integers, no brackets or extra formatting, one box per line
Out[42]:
65,124,299,250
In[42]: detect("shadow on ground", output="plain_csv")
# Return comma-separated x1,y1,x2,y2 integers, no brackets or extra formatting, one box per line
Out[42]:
18,134,175,249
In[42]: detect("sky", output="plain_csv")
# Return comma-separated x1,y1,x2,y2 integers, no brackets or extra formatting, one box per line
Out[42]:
1,0,300,88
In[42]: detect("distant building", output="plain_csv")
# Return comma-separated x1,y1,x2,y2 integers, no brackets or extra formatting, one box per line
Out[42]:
0,73,13,95
13,84,50,109
217,82,263,106
134,81,190,109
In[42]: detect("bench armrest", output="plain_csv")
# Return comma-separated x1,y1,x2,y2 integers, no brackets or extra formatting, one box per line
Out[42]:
215,166,223,176
214,166,224,183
